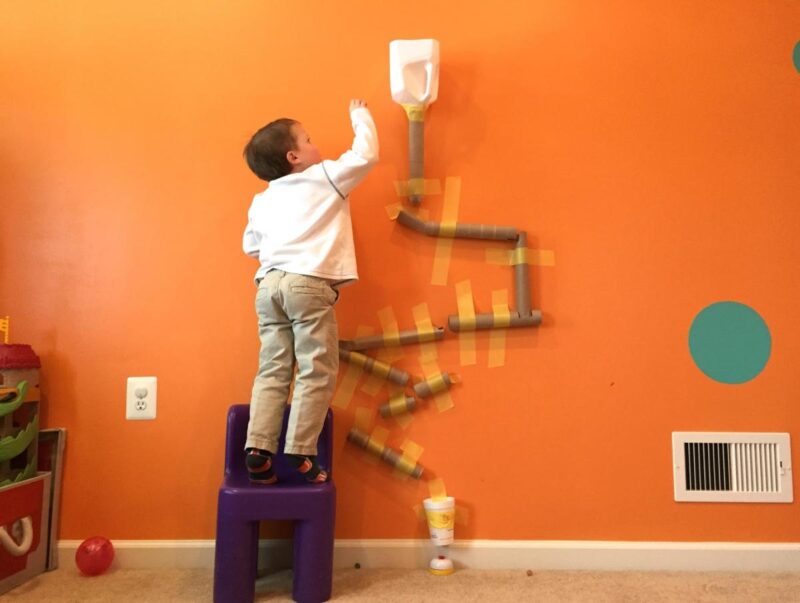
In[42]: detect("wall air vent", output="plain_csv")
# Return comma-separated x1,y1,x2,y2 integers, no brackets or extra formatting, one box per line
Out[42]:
672,432,793,503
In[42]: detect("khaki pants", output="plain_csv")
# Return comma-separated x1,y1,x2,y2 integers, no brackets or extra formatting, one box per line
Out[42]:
246,270,339,456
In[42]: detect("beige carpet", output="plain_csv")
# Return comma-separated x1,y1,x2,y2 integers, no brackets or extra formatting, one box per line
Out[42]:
5,568,800,602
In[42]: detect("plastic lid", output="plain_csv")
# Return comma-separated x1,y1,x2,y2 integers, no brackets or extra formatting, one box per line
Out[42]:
0,344,41,369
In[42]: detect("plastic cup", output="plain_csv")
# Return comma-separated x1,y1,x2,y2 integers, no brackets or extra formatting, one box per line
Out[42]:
423,496,455,546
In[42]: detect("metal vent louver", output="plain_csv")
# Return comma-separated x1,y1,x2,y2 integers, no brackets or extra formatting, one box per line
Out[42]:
672,432,793,502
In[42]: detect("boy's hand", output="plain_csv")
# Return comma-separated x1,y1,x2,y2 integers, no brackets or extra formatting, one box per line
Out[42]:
350,99,368,111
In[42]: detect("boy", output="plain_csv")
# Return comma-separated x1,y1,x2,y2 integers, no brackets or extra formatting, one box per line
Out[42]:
242,99,379,483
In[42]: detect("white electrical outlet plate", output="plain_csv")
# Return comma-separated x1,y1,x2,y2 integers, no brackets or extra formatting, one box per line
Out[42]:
126,376,157,420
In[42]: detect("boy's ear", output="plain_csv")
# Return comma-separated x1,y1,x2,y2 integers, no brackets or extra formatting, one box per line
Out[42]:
286,150,300,165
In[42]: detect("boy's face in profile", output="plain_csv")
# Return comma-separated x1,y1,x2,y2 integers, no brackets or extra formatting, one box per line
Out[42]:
288,123,321,173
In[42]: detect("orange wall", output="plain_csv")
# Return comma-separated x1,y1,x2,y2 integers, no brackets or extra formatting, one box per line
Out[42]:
2,1,799,542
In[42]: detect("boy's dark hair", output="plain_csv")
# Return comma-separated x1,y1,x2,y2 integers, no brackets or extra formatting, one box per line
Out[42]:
243,118,298,181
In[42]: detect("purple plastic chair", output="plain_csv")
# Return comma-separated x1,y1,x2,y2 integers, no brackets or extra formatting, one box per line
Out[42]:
214,404,336,603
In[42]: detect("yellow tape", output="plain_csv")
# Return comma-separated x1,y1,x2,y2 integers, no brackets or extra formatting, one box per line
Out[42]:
430,177,461,285
412,303,438,362
0,316,8,344
455,280,477,365
427,477,447,500
395,412,413,430
354,407,374,431
388,392,409,415
431,239,453,286
511,247,528,265
421,361,455,412
394,178,442,197
455,506,470,526
485,247,557,267
492,289,511,328
378,306,402,347
385,203,402,220
332,358,362,409
488,290,509,368
401,103,426,122
426,373,448,394
401,439,424,462
438,222,457,237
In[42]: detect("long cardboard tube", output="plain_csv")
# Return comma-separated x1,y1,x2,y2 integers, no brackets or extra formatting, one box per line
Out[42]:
515,231,532,316
340,326,445,351
338,349,410,386
396,210,518,240
408,117,425,205
347,427,424,479
448,311,541,331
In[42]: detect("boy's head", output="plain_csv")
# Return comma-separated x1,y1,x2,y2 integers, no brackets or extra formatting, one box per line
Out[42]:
244,119,321,181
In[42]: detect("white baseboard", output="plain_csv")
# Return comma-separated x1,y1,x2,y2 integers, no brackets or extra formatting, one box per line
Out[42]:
57,539,800,572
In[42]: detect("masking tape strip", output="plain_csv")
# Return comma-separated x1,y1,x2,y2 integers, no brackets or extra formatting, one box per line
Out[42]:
388,392,410,415
438,222,457,238
394,178,442,197
485,247,556,267
455,506,470,526
428,477,447,500
354,407,374,431
395,412,413,430
430,177,461,285
421,361,455,413
332,361,362,409
378,306,402,348
401,440,423,462
510,246,528,266
455,280,477,366
412,303,438,362
488,289,509,368
401,103,426,122
385,203,402,220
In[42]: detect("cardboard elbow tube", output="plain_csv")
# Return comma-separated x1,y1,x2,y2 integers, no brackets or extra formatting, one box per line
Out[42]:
447,311,541,331
340,327,445,351
338,349,410,386
347,427,424,479
396,211,518,240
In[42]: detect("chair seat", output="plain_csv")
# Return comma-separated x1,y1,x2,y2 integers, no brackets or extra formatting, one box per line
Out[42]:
218,480,336,521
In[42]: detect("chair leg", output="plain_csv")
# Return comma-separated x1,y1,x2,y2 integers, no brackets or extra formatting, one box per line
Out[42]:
292,508,336,603
214,515,259,603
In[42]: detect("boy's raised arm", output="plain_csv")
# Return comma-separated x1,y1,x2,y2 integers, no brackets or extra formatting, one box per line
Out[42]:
323,100,379,197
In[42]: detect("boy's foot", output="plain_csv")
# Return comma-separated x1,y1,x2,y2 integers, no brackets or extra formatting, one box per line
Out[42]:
246,448,277,484
286,454,329,483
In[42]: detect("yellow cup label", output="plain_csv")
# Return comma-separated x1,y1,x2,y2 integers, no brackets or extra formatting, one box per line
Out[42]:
426,509,454,529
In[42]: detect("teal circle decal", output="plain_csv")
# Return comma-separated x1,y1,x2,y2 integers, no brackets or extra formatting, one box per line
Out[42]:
795,41,800,73
688,301,771,384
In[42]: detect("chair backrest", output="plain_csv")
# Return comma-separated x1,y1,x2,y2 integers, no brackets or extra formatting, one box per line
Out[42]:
224,404,333,485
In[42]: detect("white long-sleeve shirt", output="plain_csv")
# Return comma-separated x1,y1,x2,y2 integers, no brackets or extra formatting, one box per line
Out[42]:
243,107,379,284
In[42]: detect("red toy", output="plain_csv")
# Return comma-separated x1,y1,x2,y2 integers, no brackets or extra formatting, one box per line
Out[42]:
75,536,114,576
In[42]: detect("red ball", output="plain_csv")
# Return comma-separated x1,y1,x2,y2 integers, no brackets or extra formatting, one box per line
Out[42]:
75,536,115,576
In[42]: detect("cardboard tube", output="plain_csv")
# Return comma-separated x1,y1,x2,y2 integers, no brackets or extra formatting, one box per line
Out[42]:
447,311,541,331
347,427,424,479
413,372,453,398
339,350,410,386
515,232,532,316
397,210,518,241
340,327,445,351
379,393,417,417
408,118,425,205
